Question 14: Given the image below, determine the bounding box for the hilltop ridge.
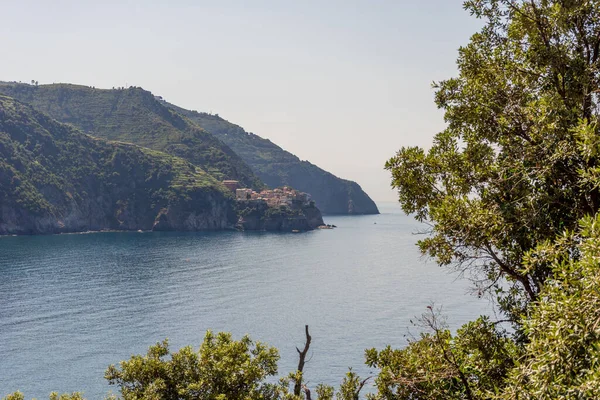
[0,82,263,189]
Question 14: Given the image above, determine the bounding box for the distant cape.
[0,82,379,215]
[167,103,380,215]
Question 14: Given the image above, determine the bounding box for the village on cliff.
[222,180,312,207]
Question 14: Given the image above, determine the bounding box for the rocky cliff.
[236,200,324,232]
[0,95,237,235]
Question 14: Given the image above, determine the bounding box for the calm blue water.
[0,203,491,398]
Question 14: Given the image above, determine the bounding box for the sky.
[0,0,482,202]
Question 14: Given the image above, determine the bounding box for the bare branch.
[357,376,373,396]
[302,384,312,400]
[294,325,312,396]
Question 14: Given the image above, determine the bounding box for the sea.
[0,202,493,398]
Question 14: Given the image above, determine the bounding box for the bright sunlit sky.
[1,0,482,202]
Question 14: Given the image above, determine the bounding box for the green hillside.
[167,105,379,215]
[0,82,263,189]
[0,95,237,235]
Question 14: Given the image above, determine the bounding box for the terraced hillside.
[0,82,262,189]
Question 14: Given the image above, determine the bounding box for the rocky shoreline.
[1,201,327,236]
[235,199,324,232]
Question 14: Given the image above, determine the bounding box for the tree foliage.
[386,0,600,320]
[3,328,372,400]
[500,214,600,399]
[102,329,364,400]
[105,331,290,400]
[364,310,518,400]
[380,1,600,398]
[361,215,600,400]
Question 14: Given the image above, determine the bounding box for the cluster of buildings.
[222,180,311,207]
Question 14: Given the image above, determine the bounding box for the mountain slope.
[167,105,380,215]
[0,82,262,189]
[0,95,237,235]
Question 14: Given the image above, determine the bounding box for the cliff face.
[164,105,380,215]
[0,83,263,189]
[236,200,324,232]
[0,95,237,235]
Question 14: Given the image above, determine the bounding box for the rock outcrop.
[236,200,324,232]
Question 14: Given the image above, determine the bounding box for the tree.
[105,328,362,400]
[4,327,352,400]
[292,325,312,397]
[379,1,600,398]
[105,331,294,400]
[365,214,600,400]
[2,394,24,400]
[500,214,600,399]
[385,0,600,321]
[365,308,518,399]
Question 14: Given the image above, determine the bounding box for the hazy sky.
[1,0,482,202]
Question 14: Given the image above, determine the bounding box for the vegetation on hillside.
[0,83,263,189]
[0,95,236,234]
[167,104,379,215]
[0,80,378,215]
